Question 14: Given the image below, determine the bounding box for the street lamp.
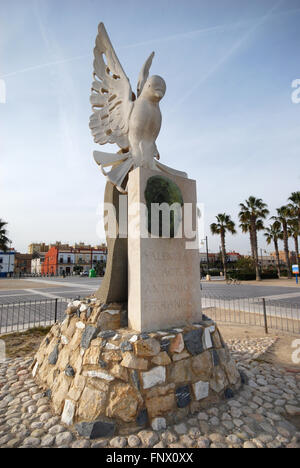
[200,236,209,276]
[260,249,268,269]
[7,240,12,278]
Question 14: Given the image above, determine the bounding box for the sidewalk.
[0,279,60,291]
[202,278,300,288]
[243,279,300,288]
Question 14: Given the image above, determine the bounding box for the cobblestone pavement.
[0,337,299,449]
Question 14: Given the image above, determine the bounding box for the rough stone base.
[31,298,241,437]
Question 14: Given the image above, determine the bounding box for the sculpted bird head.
[141,75,166,102]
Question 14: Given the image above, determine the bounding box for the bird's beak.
[154,89,164,99]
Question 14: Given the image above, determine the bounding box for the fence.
[0,298,69,335]
[1,294,300,336]
[202,294,300,334]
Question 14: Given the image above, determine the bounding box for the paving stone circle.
[0,335,299,448]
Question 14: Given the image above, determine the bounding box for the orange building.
[270,251,298,266]
[41,247,60,276]
[41,245,107,276]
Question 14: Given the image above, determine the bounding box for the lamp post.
[7,240,12,277]
[200,236,209,276]
[260,249,268,270]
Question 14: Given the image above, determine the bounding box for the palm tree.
[287,218,300,268]
[272,206,293,279]
[239,197,269,281]
[0,219,10,252]
[240,219,264,260]
[264,221,282,278]
[210,213,236,279]
[288,191,300,234]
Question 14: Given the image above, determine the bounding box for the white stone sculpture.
[90,23,187,193]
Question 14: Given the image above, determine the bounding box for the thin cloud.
[1,4,299,80]
[120,21,249,50]
[0,55,89,79]
[170,0,286,112]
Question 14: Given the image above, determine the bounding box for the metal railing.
[202,294,300,334]
[0,298,69,335]
[1,294,300,336]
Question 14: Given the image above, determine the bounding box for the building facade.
[14,254,33,275]
[41,247,75,276]
[226,251,242,263]
[31,255,46,275]
[41,245,107,276]
[28,243,49,255]
[270,251,298,266]
[74,247,107,274]
[0,250,15,277]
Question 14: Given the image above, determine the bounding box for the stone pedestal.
[31,298,242,436]
[32,169,242,438]
[95,182,128,304]
[128,167,202,332]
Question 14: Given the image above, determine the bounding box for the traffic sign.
[292,265,299,274]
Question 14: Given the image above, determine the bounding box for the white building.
[0,251,15,277]
[75,249,107,274]
[259,255,277,267]
[31,256,45,275]
[57,252,76,275]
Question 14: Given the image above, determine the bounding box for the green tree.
[272,205,293,279]
[264,221,282,278]
[288,191,300,234]
[0,219,10,252]
[287,218,300,268]
[210,213,236,279]
[235,256,256,274]
[239,197,269,281]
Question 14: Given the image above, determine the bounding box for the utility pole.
[205,236,209,275]
[200,237,210,277]
[7,240,12,277]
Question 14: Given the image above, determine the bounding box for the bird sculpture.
[90,23,187,193]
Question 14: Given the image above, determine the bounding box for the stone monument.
[31,23,241,438]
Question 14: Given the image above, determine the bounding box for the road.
[0,277,102,334]
[0,277,300,334]
[0,277,101,304]
[1,277,300,305]
[201,281,300,333]
[201,281,300,305]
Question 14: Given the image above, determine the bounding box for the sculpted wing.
[89,23,133,149]
[137,52,154,97]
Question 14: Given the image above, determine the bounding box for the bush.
[279,270,289,277]
[230,268,290,280]
[207,269,221,276]
[235,272,256,281]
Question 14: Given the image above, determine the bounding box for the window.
[0,258,3,264]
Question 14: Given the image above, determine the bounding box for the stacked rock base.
[31,299,242,438]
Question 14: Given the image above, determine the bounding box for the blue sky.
[0,0,300,255]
